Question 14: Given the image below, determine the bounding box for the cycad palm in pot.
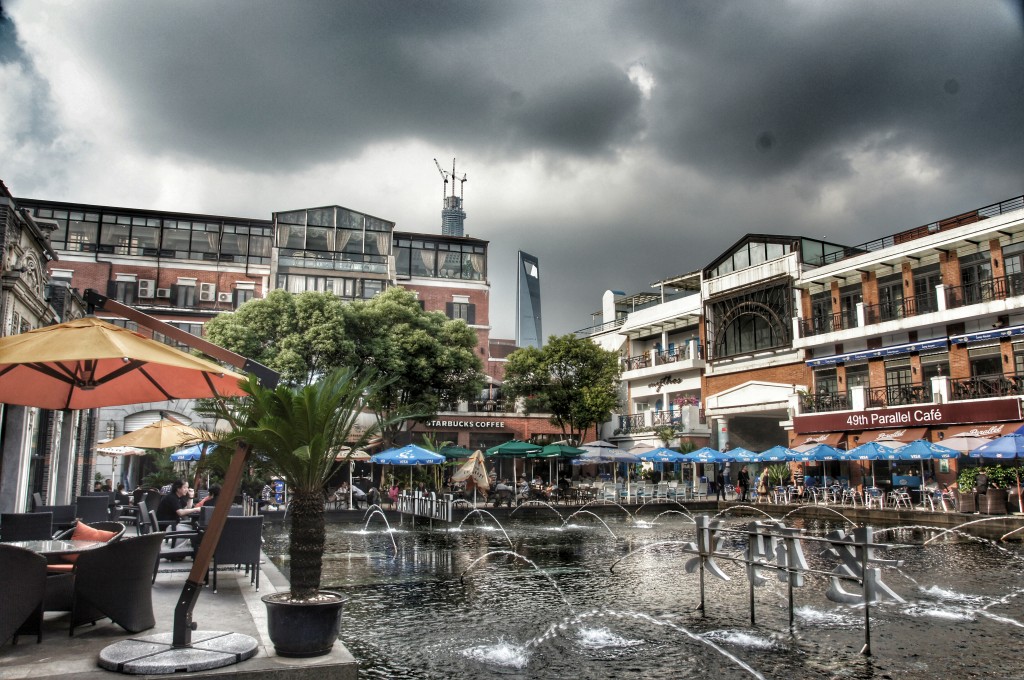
[214,367,397,657]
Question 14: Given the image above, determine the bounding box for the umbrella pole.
[174,441,250,647]
[349,461,353,510]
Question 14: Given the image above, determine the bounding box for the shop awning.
[950,324,1024,345]
[806,339,948,367]
[790,432,846,451]
[933,422,1023,440]
[855,427,928,446]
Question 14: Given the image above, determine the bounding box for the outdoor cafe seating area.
[1,491,264,649]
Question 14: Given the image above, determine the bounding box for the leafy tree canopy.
[205,289,351,385]
[338,287,483,445]
[502,334,621,443]
[206,287,484,445]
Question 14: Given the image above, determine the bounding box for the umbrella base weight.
[98,631,258,674]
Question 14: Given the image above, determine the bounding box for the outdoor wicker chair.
[149,510,200,582]
[0,544,47,645]
[209,515,264,593]
[33,505,76,532]
[52,533,165,635]
[75,495,111,523]
[1,512,53,542]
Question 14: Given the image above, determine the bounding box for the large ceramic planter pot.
[979,489,1009,515]
[262,591,346,658]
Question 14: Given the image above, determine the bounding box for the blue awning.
[807,338,948,367]
[950,324,1024,345]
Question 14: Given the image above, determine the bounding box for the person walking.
[737,466,750,502]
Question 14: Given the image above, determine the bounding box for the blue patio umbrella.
[759,445,797,462]
[371,444,446,490]
[371,444,446,465]
[170,443,209,462]
[805,443,846,461]
[895,440,959,460]
[970,433,1024,512]
[844,441,895,488]
[969,433,1024,459]
[635,447,687,463]
[724,447,761,463]
[682,446,731,463]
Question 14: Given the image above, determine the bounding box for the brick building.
[583,193,1024,492]
[4,189,556,501]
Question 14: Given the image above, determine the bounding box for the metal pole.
[699,557,706,617]
[861,529,871,656]
[173,440,250,647]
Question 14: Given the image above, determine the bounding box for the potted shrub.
[213,367,397,657]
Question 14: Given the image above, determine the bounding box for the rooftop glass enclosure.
[274,206,394,275]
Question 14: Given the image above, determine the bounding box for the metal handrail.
[866,383,933,408]
[817,195,1023,266]
[949,374,1024,401]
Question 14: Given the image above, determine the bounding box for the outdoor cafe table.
[7,539,106,557]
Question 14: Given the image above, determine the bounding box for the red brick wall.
[939,250,961,287]
[990,238,1005,281]
[705,361,810,395]
[402,282,491,363]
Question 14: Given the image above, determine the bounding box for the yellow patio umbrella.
[99,418,215,450]
[0,316,247,409]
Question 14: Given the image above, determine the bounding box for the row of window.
[108,280,254,309]
[28,207,273,264]
[394,243,486,281]
[275,274,385,300]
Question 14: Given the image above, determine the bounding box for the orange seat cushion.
[46,563,74,573]
[63,521,117,562]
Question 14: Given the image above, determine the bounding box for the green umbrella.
[529,443,586,488]
[439,444,475,459]
[485,440,542,496]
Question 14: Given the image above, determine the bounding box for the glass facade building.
[516,250,542,348]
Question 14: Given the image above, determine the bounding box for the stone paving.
[0,553,358,680]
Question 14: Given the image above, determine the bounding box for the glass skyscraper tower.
[516,250,542,348]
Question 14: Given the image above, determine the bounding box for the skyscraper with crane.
[434,157,467,237]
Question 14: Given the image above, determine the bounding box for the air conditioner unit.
[217,292,233,303]
[199,283,217,302]
[155,288,171,298]
[137,279,156,298]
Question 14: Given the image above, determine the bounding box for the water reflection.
[263,514,1024,679]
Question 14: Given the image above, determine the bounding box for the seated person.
[114,483,131,505]
[351,483,368,507]
[517,476,529,498]
[196,484,220,508]
[532,474,544,486]
[156,479,201,528]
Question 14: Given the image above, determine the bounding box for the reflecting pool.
[263,508,1024,679]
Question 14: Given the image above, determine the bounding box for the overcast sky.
[2,1,1022,339]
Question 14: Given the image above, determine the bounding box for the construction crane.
[434,157,468,200]
[433,158,450,203]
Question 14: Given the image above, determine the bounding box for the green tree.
[503,334,621,443]
[206,287,484,446]
[338,287,484,446]
[205,289,351,385]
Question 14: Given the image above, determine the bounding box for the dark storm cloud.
[506,66,644,155]
[57,0,643,170]
[620,0,1024,183]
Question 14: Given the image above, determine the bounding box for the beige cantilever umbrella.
[99,418,215,450]
[451,449,490,505]
[0,316,247,409]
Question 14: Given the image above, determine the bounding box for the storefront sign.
[648,376,683,392]
[794,400,1022,434]
[424,420,507,429]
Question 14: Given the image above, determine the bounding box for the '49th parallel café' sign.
[794,400,1022,434]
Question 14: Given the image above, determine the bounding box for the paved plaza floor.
[0,553,358,680]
